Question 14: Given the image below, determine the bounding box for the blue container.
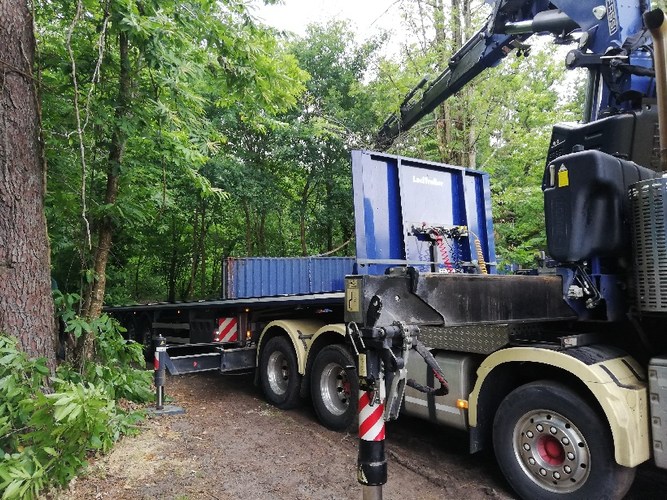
[224,257,355,299]
[351,150,496,275]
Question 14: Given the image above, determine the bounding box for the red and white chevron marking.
[213,317,238,342]
[358,390,385,441]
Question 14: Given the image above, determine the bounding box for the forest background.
[40,0,586,309]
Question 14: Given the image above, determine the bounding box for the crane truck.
[350,0,667,499]
[108,0,667,497]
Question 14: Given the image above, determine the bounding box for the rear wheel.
[493,380,635,500]
[310,345,358,431]
[259,336,301,409]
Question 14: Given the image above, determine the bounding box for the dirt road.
[58,372,667,500]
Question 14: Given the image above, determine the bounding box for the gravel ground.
[54,371,667,500]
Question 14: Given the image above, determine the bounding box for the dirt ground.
[55,372,667,500]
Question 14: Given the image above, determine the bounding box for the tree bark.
[199,199,207,296]
[299,175,313,256]
[242,200,252,255]
[0,0,57,367]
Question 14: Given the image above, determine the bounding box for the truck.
[107,0,667,497]
[349,0,667,498]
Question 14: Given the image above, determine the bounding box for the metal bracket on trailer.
[164,344,257,375]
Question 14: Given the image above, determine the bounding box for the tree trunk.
[435,0,475,166]
[299,176,312,256]
[242,200,252,255]
[183,203,199,300]
[325,180,333,252]
[199,199,207,296]
[0,0,57,368]
[433,0,451,163]
[258,212,266,255]
[82,30,130,317]
[77,30,131,366]
[167,215,178,302]
[133,253,142,299]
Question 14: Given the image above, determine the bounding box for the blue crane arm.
[376,0,654,150]
[375,28,524,150]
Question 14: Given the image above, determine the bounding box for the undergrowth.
[0,293,153,499]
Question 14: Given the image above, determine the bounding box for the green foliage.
[38,0,308,301]
[0,296,151,498]
[60,19,379,303]
[53,292,153,402]
[478,52,585,267]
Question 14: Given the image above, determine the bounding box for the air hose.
[407,339,449,396]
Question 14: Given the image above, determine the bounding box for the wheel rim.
[267,351,289,396]
[319,361,351,416]
[513,409,591,493]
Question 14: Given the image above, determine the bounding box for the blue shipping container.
[224,257,355,299]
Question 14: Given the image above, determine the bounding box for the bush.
[0,295,153,499]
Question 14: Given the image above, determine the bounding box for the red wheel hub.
[537,435,565,465]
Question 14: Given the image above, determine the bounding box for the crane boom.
[375,0,653,150]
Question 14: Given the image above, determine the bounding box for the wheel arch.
[256,319,327,376]
[301,323,347,398]
[468,346,650,468]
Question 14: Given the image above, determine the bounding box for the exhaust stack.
[645,8,667,172]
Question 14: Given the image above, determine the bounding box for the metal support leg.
[154,335,167,410]
[357,388,387,499]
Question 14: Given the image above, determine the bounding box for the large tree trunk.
[0,0,57,367]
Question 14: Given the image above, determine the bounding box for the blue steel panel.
[462,173,497,274]
[352,150,404,275]
[225,257,355,299]
[352,150,495,275]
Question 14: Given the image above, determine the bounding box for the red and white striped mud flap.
[358,390,385,441]
[214,317,238,343]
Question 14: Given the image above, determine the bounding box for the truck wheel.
[259,336,301,409]
[493,380,635,500]
[310,345,358,431]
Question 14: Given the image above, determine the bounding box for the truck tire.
[492,380,635,500]
[259,336,301,409]
[310,345,358,431]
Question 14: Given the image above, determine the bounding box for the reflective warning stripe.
[358,391,385,441]
[214,317,238,342]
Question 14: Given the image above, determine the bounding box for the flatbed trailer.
[110,291,345,374]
